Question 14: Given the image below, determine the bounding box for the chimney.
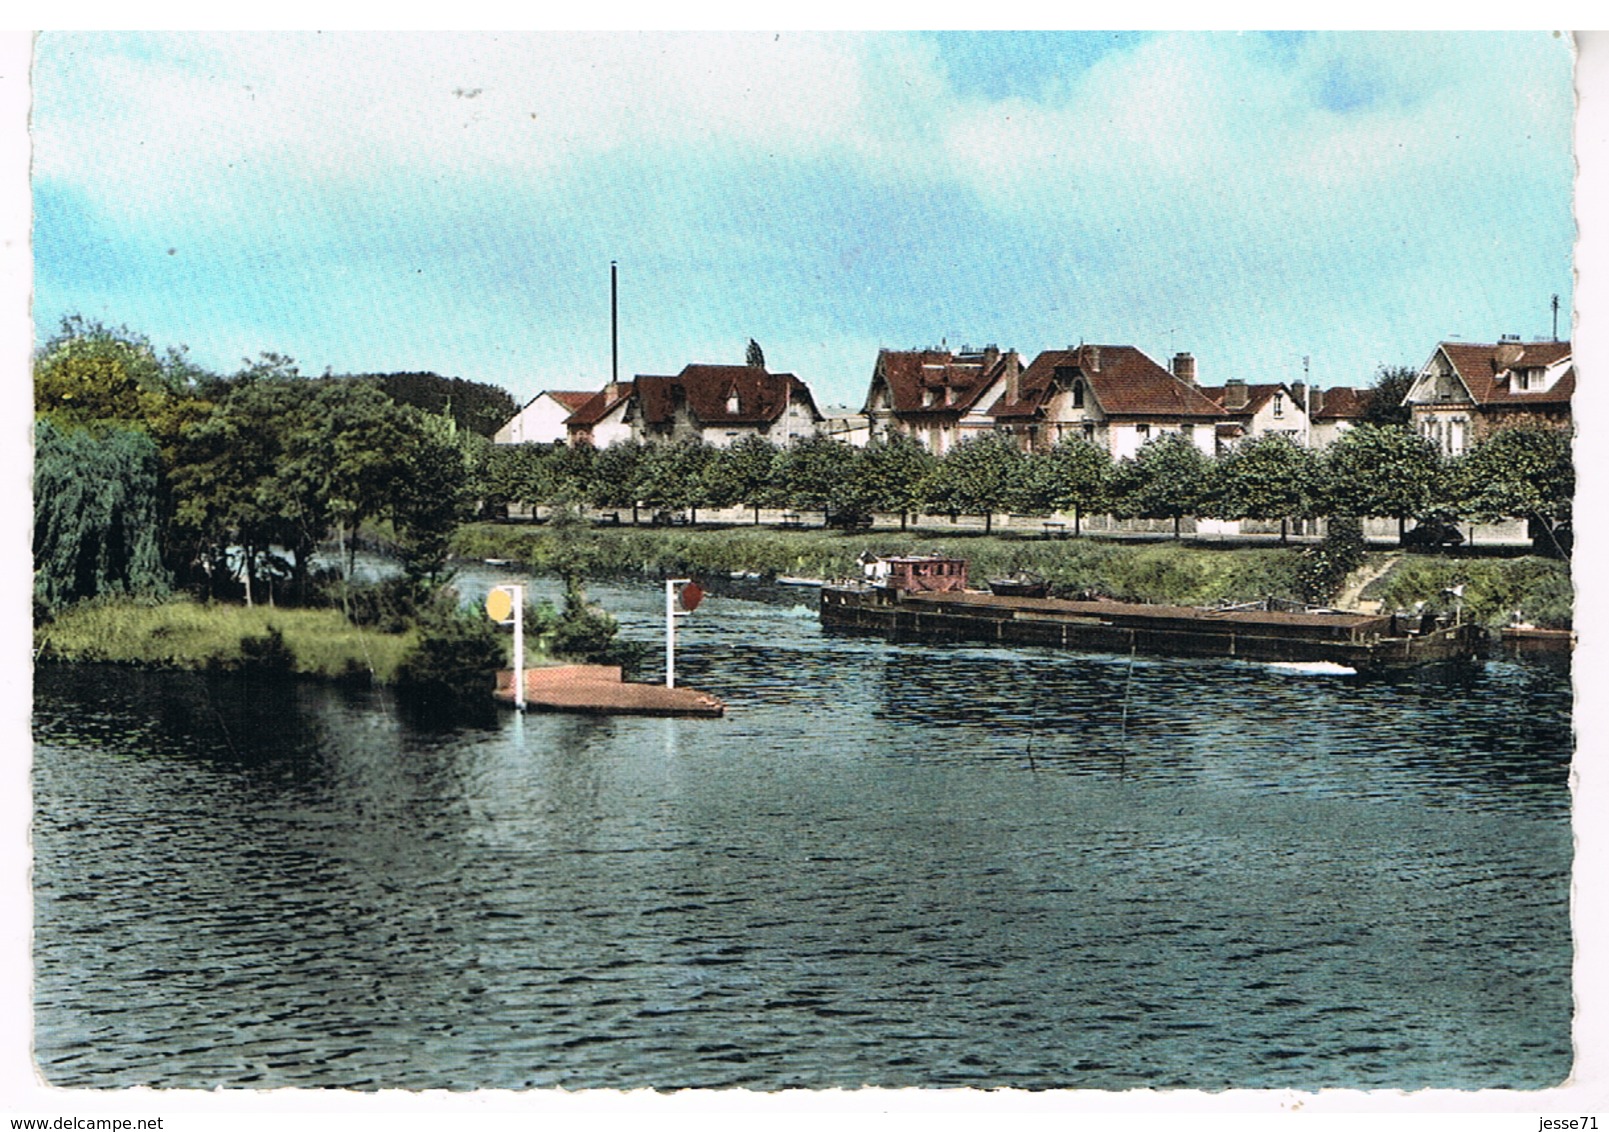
[1084,344,1101,372]
[1171,352,1196,384]
[1006,354,1020,404]
[1224,379,1249,410]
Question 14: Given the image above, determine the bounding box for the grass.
[35,597,418,682]
[1367,553,1573,628]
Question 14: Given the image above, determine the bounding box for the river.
[31,569,1575,1091]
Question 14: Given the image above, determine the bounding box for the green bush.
[1296,517,1367,604]
[393,599,506,715]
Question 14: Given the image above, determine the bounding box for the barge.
[822,556,1484,672]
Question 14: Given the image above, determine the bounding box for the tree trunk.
[1280,518,1289,544]
[242,545,254,608]
[1074,505,1082,537]
[984,512,993,534]
[900,511,908,531]
[1173,515,1182,540]
[753,504,761,525]
[1398,515,1407,546]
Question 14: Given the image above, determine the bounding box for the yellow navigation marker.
[485,586,513,623]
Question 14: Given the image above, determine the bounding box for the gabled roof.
[1436,341,1574,406]
[566,382,635,427]
[994,345,1224,420]
[1196,383,1294,418]
[635,365,821,428]
[545,390,596,414]
[1311,386,1372,421]
[866,347,1014,417]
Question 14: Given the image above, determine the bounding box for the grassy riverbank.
[34,599,419,682]
[454,521,1573,628]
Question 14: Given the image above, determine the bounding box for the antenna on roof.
[1552,293,1560,342]
[611,260,619,386]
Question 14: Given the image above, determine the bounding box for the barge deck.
[820,585,1484,671]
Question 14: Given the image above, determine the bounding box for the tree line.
[33,317,1572,619]
[482,422,1572,549]
[32,318,505,612]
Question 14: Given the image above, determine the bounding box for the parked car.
[1403,516,1465,549]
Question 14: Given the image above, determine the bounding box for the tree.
[922,433,1023,533]
[33,419,169,612]
[1022,437,1111,536]
[1215,433,1321,543]
[34,317,182,431]
[773,435,858,519]
[1451,424,1574,555]
[389,408,478,581]
[854,432,935,530]
[1363,365,1417,426]
[589,439,649,523]
[746,339,766,369]
[1109,433,1216,539]
[701,435,779,523]
[636,440,717,522]
[1322,423,1442,544]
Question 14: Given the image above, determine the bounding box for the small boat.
[987,576,1050,598]
[483,558,517,567]
[777,576,827,587]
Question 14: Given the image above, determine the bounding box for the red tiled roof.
[866,347,1015,417]
[994,345,1224,420]
[1439,341,1574,406]
[547,390,596,413]
[1311,386,1372,421]
[566,382,635,427]
[1196,383,1290,416]
[635,365,820,428]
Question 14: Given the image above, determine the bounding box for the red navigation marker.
[679,582,704,612]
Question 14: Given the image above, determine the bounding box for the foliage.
[389,409,478,580]
[1216,433,1321,538]
[1014,438,1111,532]
[360,371,519,439]
[1109,433,1216,537]
[1295,517,1368,603]
[34,419,170,611]
[589,438,649,514]
[33,316,182,429]
[700,435,779,520]
[922,433,1023,531]
[1362,364,1417,426]
[1371,555,1572,629]
[1321,424,1442,533]
[854,432,935,529]
[773,435,860,515]
[746,339,765,369]
[1450,425,1573,529]
[394,596,506,716]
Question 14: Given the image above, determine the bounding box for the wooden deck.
[495,665,726,717]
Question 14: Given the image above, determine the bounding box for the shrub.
[393,598,506,716]
[1296,517,1367,604]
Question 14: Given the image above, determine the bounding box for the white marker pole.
[511,584,525,712]
[666,579,678,688]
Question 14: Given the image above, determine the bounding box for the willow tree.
[33,419,169,611]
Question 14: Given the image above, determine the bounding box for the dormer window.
[727,390,741,414]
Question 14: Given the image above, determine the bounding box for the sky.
[30,31,1578,411]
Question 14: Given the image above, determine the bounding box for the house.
[1302,385,1373,449]
[821,406,872,447]
[1197,380,1308,453]
[986,345,1224,459]
[564,381,636,448]
[1403,339,1574,456]
[568,364,824,449]
[494,390,596,445]
[861,345,1023,455]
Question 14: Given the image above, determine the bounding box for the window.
[1135,423,1150,439]
[1082,422,1096,441]
[1273,393,1284,418]
[1072,382,1084,409]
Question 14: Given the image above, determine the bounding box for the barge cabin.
[823,557,1483,672]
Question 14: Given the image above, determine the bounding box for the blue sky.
[30,31,1577,410]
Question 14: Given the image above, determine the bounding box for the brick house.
[985,345,1224,459]
[1403,339,1573,456]
[567,364,824,449]
[861,345,1023,455]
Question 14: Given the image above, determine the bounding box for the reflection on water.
[32,577,1573,1090]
